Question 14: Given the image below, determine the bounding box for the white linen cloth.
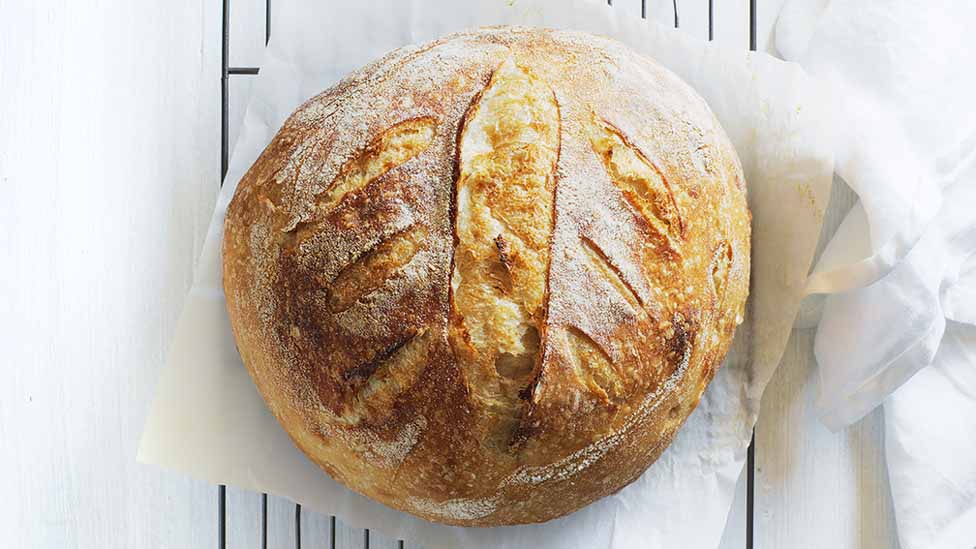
[776,1,976,547]
[138,0,836,547]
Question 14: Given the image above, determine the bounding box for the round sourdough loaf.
[222,26,750,526]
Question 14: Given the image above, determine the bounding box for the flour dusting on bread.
[222,27,750,526]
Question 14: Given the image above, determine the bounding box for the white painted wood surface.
[0,0,901,547]
[299,505,333,548]
[756,330,901,549]
[0,1,221,547]
[226,487,263,548]
[754,177,901,549]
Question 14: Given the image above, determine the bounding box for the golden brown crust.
[222,27,750,526]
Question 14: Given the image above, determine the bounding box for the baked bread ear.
[222,26,750,526]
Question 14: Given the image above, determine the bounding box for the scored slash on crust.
[697,239,734,382]
[298,118,439,424]
[564,326,621,403]
[283,116,437,250]
[709,240,733,308]
[335,327,433,426]
[448,55,560,451]
[325,223,428,312]
[578,234,660,322]
[317,117,437,213]
[587,114,685,255]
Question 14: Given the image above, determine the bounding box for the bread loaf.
[222,26,750,526]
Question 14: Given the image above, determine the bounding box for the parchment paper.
[138,1,833,547]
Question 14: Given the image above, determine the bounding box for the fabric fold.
[776,1,976,547]
[777,0,976,429]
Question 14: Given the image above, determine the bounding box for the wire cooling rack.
[216,1,759,547]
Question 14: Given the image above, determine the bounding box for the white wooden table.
[0,0,899,547]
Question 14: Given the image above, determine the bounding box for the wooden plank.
[299,506,334,549]
[229,0,268,67]
[645,0,679,28]
[226,487,264,548]
[755,329,901,549]
[267,494,299,548]
[753,0,789,53]
[754,174,893,547]
[609,0,645,20]
[676,0,710,40]
[0,0,220,547]
[368,527,401,549]
[228,75,257,158]
[334,518,366,549]
[754,153,900,548]
[717,467,748,549]
[712,0,750,49]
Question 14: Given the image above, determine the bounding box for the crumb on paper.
[795,181,823,221]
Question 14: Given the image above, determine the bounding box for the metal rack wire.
[216,1,759,547]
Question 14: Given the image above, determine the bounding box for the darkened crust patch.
[326,224,428,313]
[343,327,422,383]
